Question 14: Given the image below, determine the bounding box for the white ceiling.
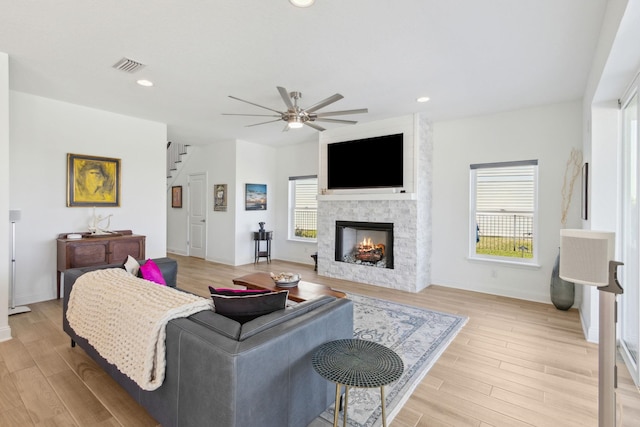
[0,0,608,147]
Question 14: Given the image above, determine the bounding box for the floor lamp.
[9,209,30,315]
[560,229,622,427]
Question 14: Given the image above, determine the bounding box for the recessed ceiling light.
[289,0,315,7]
[416,96,430,103]
[136,79,154,87]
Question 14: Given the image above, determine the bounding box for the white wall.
[432,101,583,303]
[0,52,10,341]
[166,140,238,264]
[580,0,637,342]
[274,140,319,265]
[234,140,277,266]
[9,92,167,304]
[167,139,282,266]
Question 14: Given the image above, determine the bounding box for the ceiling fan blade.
[305,93,344,113]
[228,95,283,114]
[245,119,284,127]
[222,113,281,117]
[315,118,358,125]
[277,87,294,110]
[315,108,368,117]
[304,121,326,132]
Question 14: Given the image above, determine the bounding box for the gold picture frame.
[172,186,183,208]
[67,153,121,207]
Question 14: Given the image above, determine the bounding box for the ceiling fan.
[223,86,368,132]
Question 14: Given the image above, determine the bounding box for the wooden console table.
[56,230,145,299]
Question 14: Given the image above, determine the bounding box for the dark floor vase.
[550,250,575,310]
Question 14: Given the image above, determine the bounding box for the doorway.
[188,173,207,258]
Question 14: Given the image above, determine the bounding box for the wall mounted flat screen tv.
[327,133,403,190]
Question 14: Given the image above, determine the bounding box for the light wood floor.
[1,255,639,426]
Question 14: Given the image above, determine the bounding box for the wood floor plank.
[47,370,115,426]
[3,254,639,427]
[10,365,68,424]
[0,360,23,412]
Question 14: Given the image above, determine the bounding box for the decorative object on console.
[224,86,367,131]
[214,183,227,211]
[8,209,31,316]
[259,221,265,231]
[560,229,622,427]
[171,185,182,208]
[245,183,267,210]
[67,153,120,207]
[88,206,114,235]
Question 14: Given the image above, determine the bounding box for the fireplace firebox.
[335,221,394,269]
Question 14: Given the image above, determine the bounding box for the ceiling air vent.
[112,57,146,73]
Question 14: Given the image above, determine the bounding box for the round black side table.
[312,338,404,427]
[252,230,272,263]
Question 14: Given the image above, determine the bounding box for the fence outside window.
[476,212,533,258]
[294,209,317,239]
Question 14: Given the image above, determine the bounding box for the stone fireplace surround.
[316,113,432,293]
[317,199,427,292]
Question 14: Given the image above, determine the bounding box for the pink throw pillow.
[139,259,166,285]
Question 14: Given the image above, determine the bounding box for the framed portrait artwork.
[245,183,267,210]
[171,186,183,208]
[214,184,227,211]
[67,153,121,207]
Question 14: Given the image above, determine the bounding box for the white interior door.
[620,85,640,387]
[188,173,207,258]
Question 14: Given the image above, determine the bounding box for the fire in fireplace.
[335,221,393,269]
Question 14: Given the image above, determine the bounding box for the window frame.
[288,175,318,242]
[469,160,539,265]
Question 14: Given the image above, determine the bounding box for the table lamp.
[559,229,623,427]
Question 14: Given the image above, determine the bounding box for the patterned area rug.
[318,293,468,427]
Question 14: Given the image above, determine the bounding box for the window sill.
[287,237,317,244]
[467,256,541,269]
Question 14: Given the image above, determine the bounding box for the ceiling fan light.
[289,0,315,7]
[288,120,304,129]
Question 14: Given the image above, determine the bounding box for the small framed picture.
[581,163,589,220]
[245,183,267,210]
[214,184,227,211]
[172,186,183,208]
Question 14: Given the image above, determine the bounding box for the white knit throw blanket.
[66,268,212,391]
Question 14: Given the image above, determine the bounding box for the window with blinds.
[289,176,318,240]
[470,160,538,262]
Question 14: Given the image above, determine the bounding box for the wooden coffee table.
[232,272,346,303]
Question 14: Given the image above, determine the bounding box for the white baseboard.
[0,325,12,342]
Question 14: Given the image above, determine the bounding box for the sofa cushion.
[239,296,335,341]
[139,259,166,285]
[122,255,140,276]
[210,290,288,324]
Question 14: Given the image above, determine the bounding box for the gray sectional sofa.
[62,257,354,427]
